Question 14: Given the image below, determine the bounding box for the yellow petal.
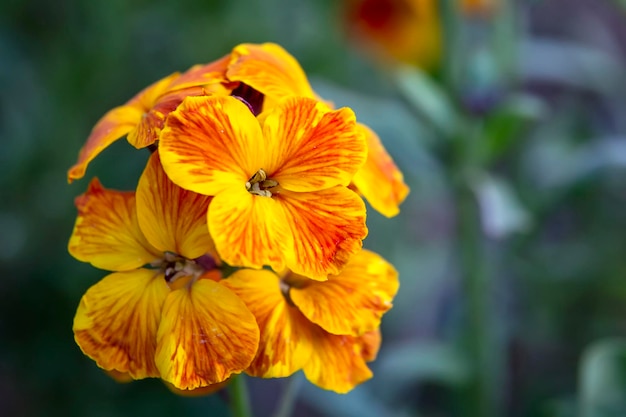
[289,249,398,335]
[68,178,160,271]
[73,269,170,379]
[159,96,265,196]
[155,279,259,390]
[358,329,381,363]
[224,269,313,378]
[352,124,409,217]
[263,97,367,192]
[164,379,230,397]
[227,43,317,107]
[67,72,179,182]
[208,188,287,271]
[276,187,368,280]
[136,153,215,259]
[302,327,373,393]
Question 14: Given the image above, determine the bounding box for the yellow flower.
[223,249,399,393]
[227,43,410,217]
[159,95,368,280]
[68,42,409,218]
[69,153,259,389]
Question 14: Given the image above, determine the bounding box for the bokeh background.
[3,0,626,416]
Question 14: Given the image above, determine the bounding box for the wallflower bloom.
[344,0,499,68]
[69,153,259,390]
[159,95,368,280]
[223,249,399,393]
[227,43,410,217]
[67,42,408,218]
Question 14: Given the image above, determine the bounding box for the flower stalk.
[229,375,253,417]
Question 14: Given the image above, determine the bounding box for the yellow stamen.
[246,168,279,197]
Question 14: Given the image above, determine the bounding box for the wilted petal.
[302,327,373,393]
[136,153,214,260]
[290,249,398,335]
[264,97,367,192]
[224,269,313,377]
[208,188,287,271]
[276,187,367,280]
[227,43,317,106]
[68,178,160,271]
[159,96,265,196]
[73,269,169,379]
[67,73,179,182]
[352,124,409,217]
[155,279,259,390]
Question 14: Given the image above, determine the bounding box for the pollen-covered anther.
[159,252,205,284]
[245,168,279,197]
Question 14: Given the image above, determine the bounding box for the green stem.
[229,375,253,417]
[272,374,302,417]
[457,181,495,417]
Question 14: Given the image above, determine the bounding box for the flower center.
[246,168,279,197]
[154,252,206,288]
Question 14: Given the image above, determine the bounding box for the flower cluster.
[68,43,408,394]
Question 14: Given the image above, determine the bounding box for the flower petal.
[208,188,287,271]
[155,279,259,389]
[67,72,179,182]
[264,98,367,192]
[223,269,313,378]
[73,269,170,379]
[159,96,265,196]
[227,43,317,106]
[358,329,381,362]
[302,328,373,393]
[169,54,232,91]
[136,153,215,260]
[68,178,160,271]
[276,187,368,280]
[352,124,409,217]
[289,249,398,335]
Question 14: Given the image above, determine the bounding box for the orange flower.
[227,43,409,217]
[68,42,409,218]
[159,95,368,280]
[69,153,259,389]
[67,56,232,183]
[343,0,498,67]
[223,249,399,393]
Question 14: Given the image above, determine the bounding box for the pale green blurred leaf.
[579,339,626,417]
[392,65,459,138]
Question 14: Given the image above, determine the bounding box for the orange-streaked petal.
[159,96,264,196]
[155,279,259,390]
[169,54,232,91]
[73,269,170,379]
[227,43,316,105]
[359,329,381,362]
[276,187,368,280]
[67,72,180,182]
[105,370,134,383]
[68,178,160,271]
[164,379,230,397]
[352,124,409,217]
[224,269,313,378]
[264,97,367,192]
[289,249,398,335]
[302,328,373,393]
[136,153,215,259]
[67,106,143,182]
[208,188,287,271]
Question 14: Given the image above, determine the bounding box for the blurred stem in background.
[437,0,518,416]
[229,375,253,417]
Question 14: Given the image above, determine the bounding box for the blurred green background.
[3,0,626,416]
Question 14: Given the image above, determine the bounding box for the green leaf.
[579,339,626,417]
